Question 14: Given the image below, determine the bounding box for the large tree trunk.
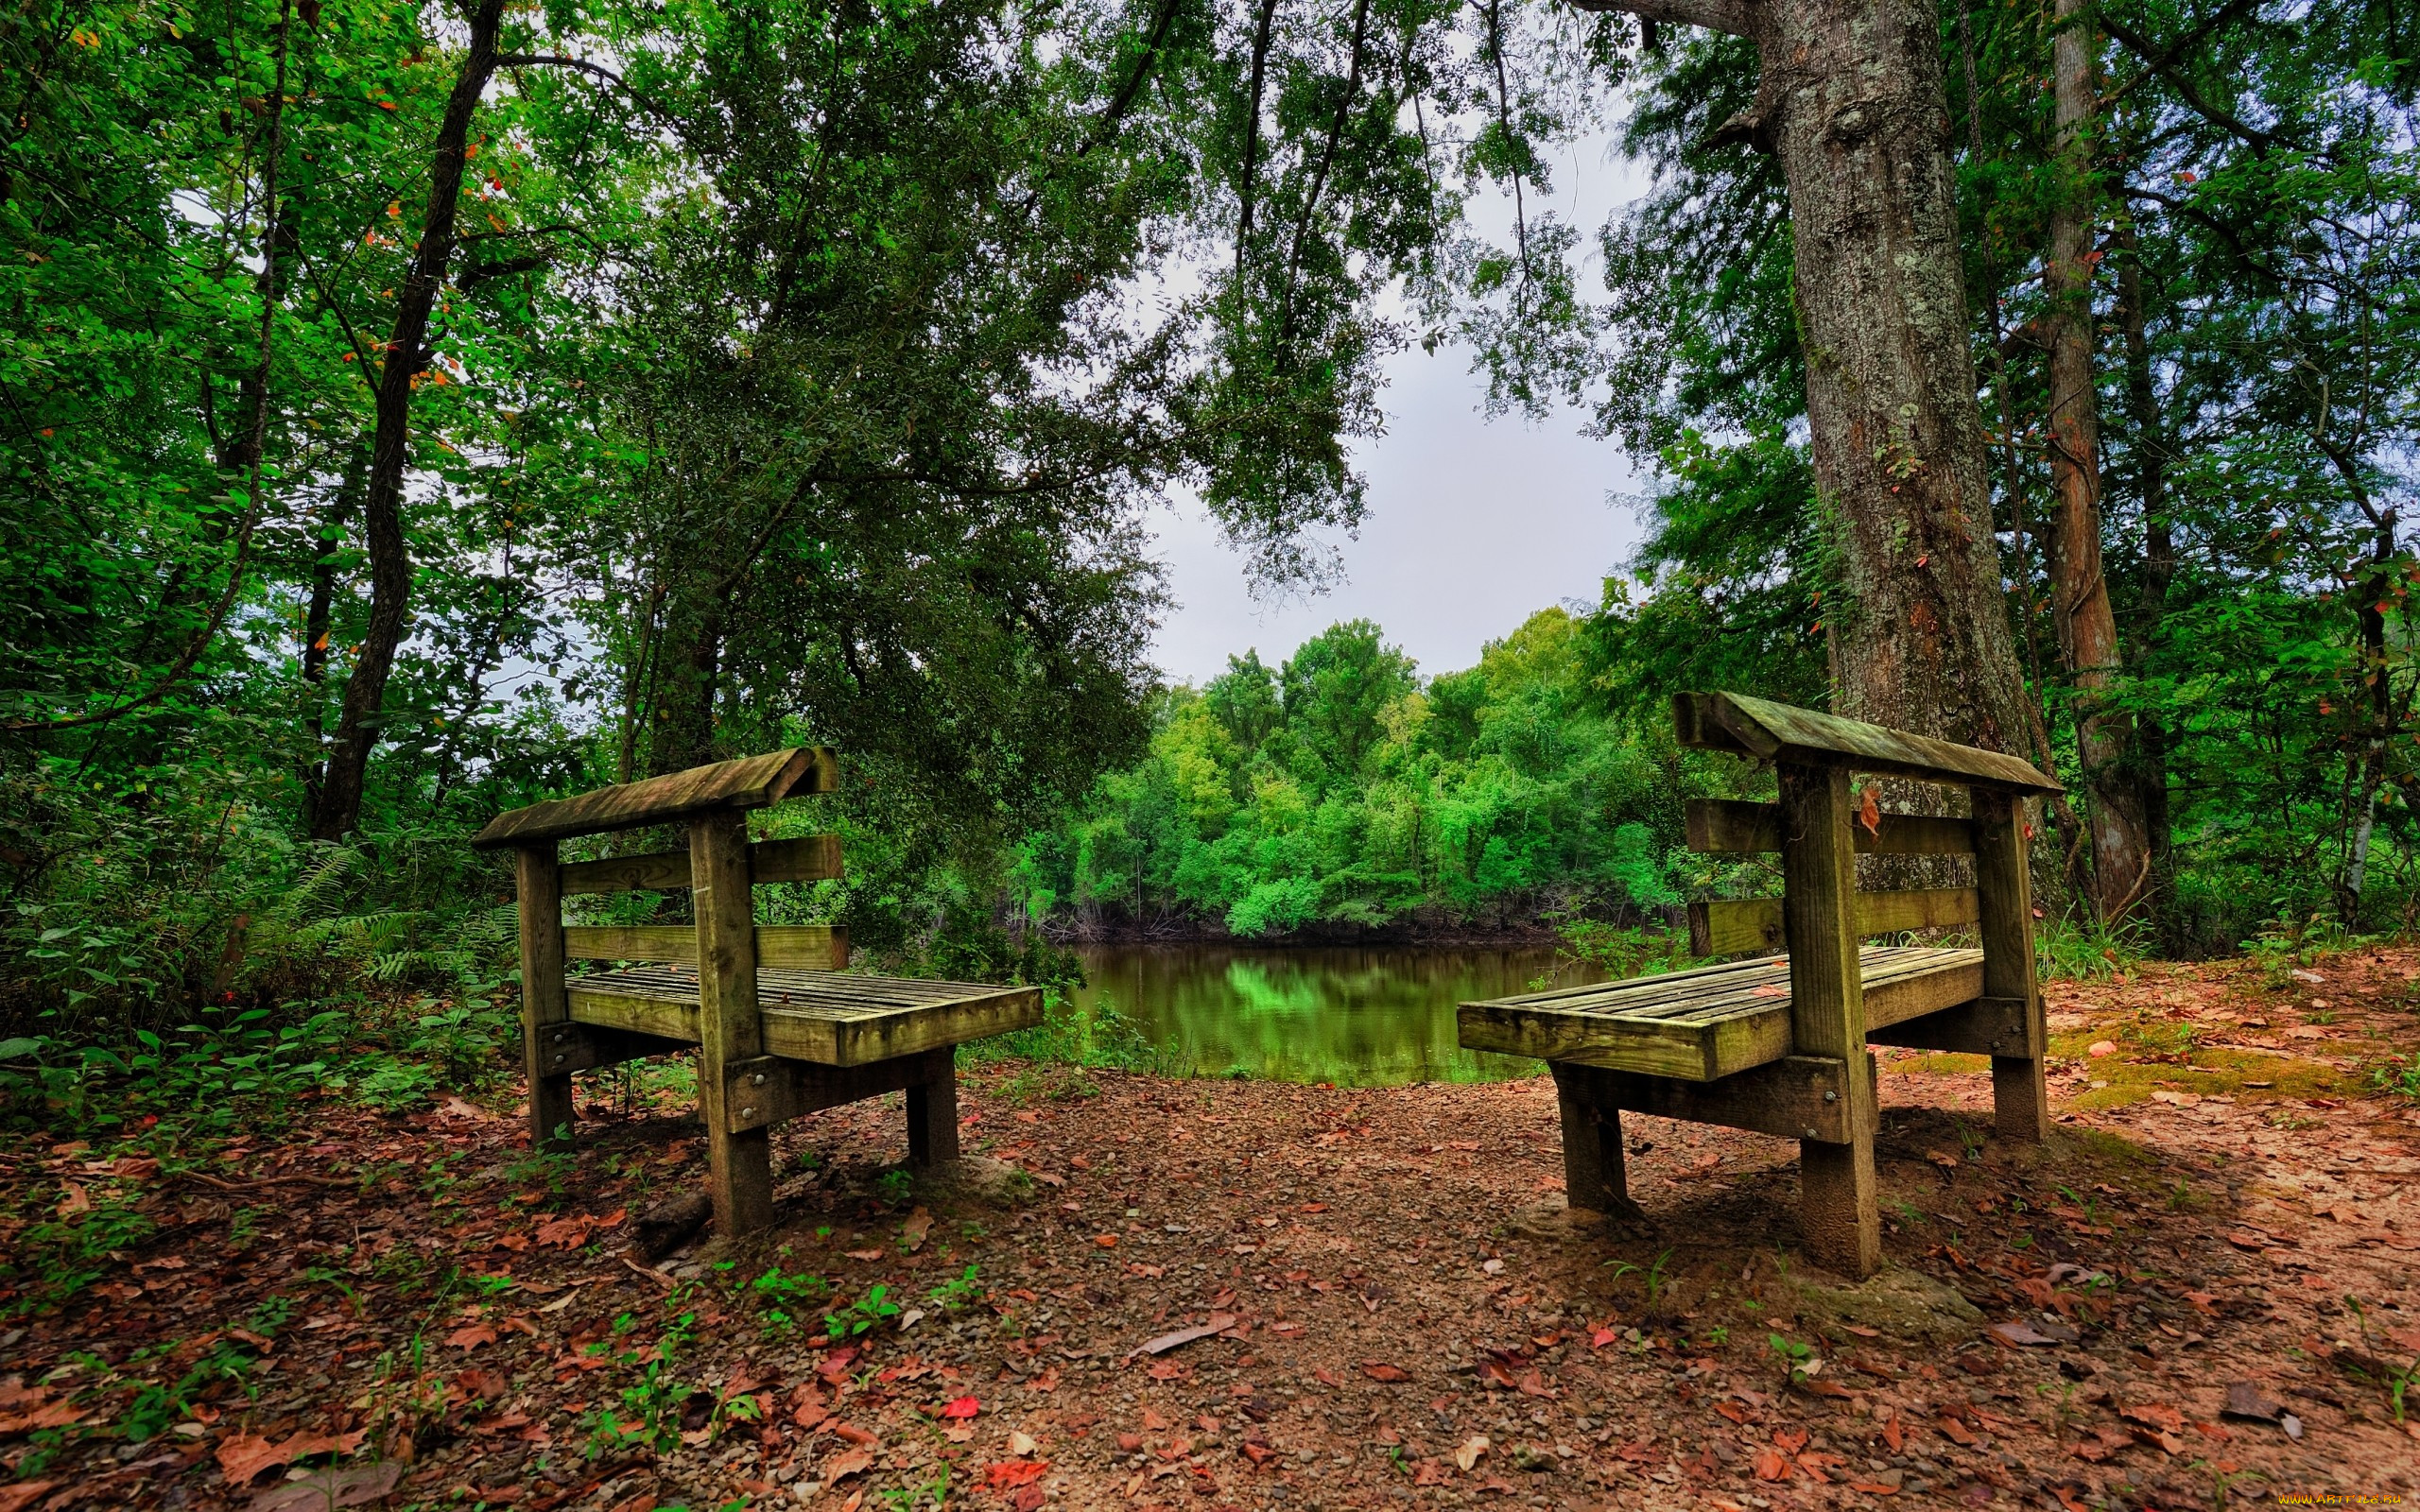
[311,0,507,839]
[2041,0,2152,921]
[1589,0,2033,757]
[1768,0,2029,752]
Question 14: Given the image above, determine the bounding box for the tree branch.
[2099,0,2259,110]
[1564,0,1759,42]
[2098,10,2277,150]
[496,53,693,143]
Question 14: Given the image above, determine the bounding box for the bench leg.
[907,1057,960,1167]
[515,844,576,1153]
[1800,1053,1880,1276]
[1992,1053,2049,1143]
[1551,1063,1644,1220]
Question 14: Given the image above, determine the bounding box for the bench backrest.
[1670,691,2060,1064]
[476,750,851,972]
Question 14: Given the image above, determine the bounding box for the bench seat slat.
[565,968,1044,1067]
[1458,945,1981,1081]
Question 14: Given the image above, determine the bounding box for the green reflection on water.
[1068,944,1608,1087]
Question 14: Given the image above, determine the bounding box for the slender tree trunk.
[311,0,507,839]
[648,582,730,778]
[299,439,368,832]
[2041,0,2152,921]
[2116,225,2174,914]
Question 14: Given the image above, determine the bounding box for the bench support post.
[515,843,576,1152]
[1973,790,2049,1143]
[1779,763,1880,1277]
[693,812,775,1235]
[1551,1063,1644,1220]
[907,1058,960,1167]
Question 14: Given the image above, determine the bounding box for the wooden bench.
[472,748,1044,1237]
[1458,692,2062,1278]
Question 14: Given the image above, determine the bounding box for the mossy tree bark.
[1577,0,2034,763]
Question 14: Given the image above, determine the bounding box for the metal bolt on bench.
[1457,692,2063,1278]
[472,748,1043,1238]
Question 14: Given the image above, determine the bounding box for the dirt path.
[3,950,2417,1511]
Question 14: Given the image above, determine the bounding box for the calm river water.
[1067,944,1611,1086]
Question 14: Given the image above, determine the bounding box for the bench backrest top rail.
[473,747,840,850]
[1673,692,2062,795]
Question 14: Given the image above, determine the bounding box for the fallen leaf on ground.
[1991,1318,2079,1347]
[984,1460,1050,1489]
[822,1449,874,1482]
[446,1324,497,1350]
[1132,1312,1238,1357]
[901,1209,933,1251]
[1359,1362,1409,1382]
[1752,1447,1792,1482]
[246,1462,401,1512]
[1453,1435,1488,1471]
[941,1395,979,1419]
[1007,1430,1038,1455]
[0,1485,56,1512]
[2221,1383,2282,1423]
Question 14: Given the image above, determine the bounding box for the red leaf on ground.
[1752,1447,1792,1482]
[1359,1362,1409,1382]
[0,1484,56,1512]
[1848,1481,1901,1496]
[941,1395,980,1419]
[447,1324,497,1350]
[984,1460,1050,1488]
[1935,1417,1978,1447]
[1772,1426,1808,1453]
[1590,1326,1618,1349]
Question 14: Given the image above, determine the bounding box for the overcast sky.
[1144,137,1656,688]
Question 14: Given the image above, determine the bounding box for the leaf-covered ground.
[3,948,2417,1512]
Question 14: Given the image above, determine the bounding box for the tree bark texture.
[1766,0,2031,754]
[2116,227,2175,912]
[2041,0,2152,920]
[1586,0,2033,759]
[312,0,506,839]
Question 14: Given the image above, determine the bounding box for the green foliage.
[1022,610,1730,937]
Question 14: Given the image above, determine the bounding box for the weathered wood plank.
[692,813,773,1236]
[720,1047,955,1133]
[1867,996,2032,1057]
[1456,946,1980,1081]
[472,747,839,850]
[1689,887,1980,954]
[1974,790,2049,1142]
[555,833,846,896]
[1580,1054,1866,1143]
[560,850,693,895]
[1685,798,1975,856]
[562,924,847,970]
[1673,692,2062,795]
[564,967,1044,1067]
[752,834,845,885]
[528,1021,689,1077]
[1778,761,1880,1276]
[1459,996,1790,1080]
[564,985,700,1042]
[516,845,575,1152]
